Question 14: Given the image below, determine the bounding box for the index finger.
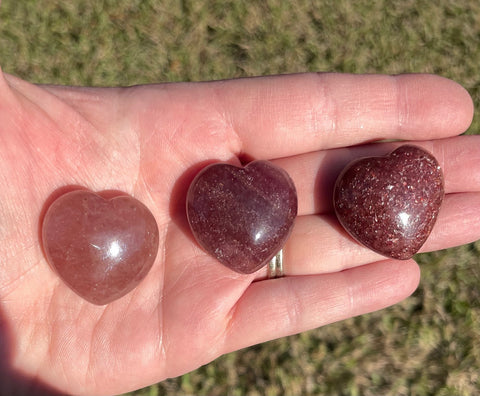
[215,73,473,158]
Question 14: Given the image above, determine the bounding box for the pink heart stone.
[187,160,297,274]
[334,145,444,260]
[42,190,159,305]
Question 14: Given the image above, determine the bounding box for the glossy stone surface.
[187,160,297,274]
[42,190,159,305]
[334,145,444,260]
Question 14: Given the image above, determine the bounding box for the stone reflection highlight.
[106,240,122,260]
[42,190,159,305]
[187,160,297,274]
[333,145,444,260]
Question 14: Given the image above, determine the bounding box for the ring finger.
[256,191,480,278]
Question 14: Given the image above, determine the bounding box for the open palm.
[0,71,479,395]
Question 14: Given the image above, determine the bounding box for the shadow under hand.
[0,308,67,396]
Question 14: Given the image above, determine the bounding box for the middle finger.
[272,135,480,216]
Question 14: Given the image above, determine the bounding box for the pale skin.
[0,71,479,395]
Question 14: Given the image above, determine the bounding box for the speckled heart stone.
[187,160,298,274]
[333,145,444,259]
[42,190,159,305]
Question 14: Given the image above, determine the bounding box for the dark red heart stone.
[333,145,444,260]
[42,190,159,305]
[187,160,297,274]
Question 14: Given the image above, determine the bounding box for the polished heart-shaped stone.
[42,190,159,305]
[334,145,444,260]
[187,160,297,274]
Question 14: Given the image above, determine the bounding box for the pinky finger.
[225,260,420,351]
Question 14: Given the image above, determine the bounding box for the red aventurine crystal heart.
[334,145,444,260]
[42,190,159,305]
[187,160,298,274]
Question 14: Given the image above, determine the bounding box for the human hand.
[0,71,478,395]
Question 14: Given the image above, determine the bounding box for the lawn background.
[1,1,479,395]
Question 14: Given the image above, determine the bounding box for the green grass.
[1,1,480,395]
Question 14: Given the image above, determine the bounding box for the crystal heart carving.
[334,145,444,260]
[42,190,159,305]
[187,160,298,274]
